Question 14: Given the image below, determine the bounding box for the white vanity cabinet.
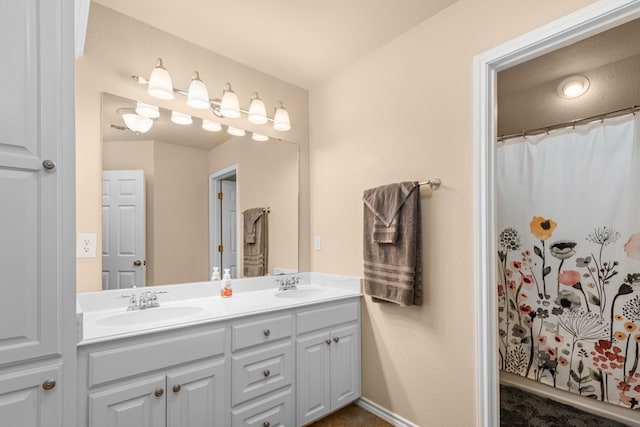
[0,0,76,425]
[230,313,295,427]
[77,326,228,427]
[296,302,361,426]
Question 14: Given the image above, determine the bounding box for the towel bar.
[418,178,441,191]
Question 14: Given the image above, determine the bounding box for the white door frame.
[473,1,640,425]
[209,164,239,277]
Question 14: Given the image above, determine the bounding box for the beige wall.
[76,4,309,292]
[308,0,597,425]
[209,137,299,275]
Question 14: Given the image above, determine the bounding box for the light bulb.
[135,102,159,119]
[202,119,222,132]
[122,112,153,134]
[248,93,268,125]
[171,111,192,125]
[220,83,241,118]
[273,102,291,131]
[147,58,174,100]
[187,71,210,109]
[252,132,269,142]
[227,126,245,136]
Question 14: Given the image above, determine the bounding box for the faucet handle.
[127,294,137,311]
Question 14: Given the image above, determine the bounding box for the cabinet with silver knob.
[295,302,361,426]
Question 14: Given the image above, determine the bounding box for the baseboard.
[355,397,419,427]
[500,371,640,426]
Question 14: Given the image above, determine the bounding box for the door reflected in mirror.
[99,93,299,290]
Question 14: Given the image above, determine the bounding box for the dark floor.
[309,388,634,426]
[500,385,632,427]
[309,404,392,427]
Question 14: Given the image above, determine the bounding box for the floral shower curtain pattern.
[497,114,640,410]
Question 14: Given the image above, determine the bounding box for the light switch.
[314,236,321,251]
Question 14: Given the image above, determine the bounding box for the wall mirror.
[99,92,299,290]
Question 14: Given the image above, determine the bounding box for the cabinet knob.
[325,339,331,345]
[42,379,56,391]
[42,160,56,170]
[263,369,271,377]
[263,422,270,427]
[172,384,181,393]
[333,337,340,343]
[263,329,271,337]
[154,388,164,397]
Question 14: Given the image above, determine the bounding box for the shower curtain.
[496,114,640,410]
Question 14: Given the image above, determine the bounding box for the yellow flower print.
[624,322,637,332]
[530,217,558,240]
[614,331,627,341]
[615,314,624,322]
[636,334,640,343]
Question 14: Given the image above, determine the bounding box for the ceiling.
[92,0,459,90]
[498,17,640,137]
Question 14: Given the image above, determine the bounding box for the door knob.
[42,160,56,170]
[133,260,142,266]
[42,379,56,391]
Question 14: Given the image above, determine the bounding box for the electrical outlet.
[314,236,321,251]
[77,233,97,258]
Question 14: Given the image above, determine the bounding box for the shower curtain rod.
[497,104,640,142]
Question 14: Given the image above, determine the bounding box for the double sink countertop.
[77,273,362,345]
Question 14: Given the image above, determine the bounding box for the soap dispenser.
[221,268,232,298]
[211,266,220,281]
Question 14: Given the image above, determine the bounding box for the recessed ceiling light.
[557,75,590,99]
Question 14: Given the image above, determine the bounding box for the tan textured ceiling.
[92,0,459,89]
[498,18,640,137]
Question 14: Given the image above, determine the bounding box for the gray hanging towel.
[243,208,268,277]
[362,182,422,306]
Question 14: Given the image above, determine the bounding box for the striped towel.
[362,182,422,306]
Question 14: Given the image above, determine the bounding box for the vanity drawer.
[88,328,225,388]
[232,314,292,352]
[231,388,293,427]
[296,301,358,335]
[232,341,293,406]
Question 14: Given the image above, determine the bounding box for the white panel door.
[296,331,331,426]
[89,376,166,427]
[0,365,61,427]
[0,0,64,366]
[221,179,238,278]
[102,170,145,289]
[330,324,360,410]
[167,360,226,427]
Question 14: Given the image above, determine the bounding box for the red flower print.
[624,233,640,260]
[511,261,522,271]
[558,356,568,366]
[553,334,564,344]
[508,280,517,292]
[618,381,631,392]
[519,304,532,314]
[558,270,581,286]
[498,285,504,296]
[545,347,557,358]
[536,335,547,345]
[520,275,534,288]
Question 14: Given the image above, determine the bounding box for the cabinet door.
[330,324,361,410]
[0,365,61,427]
[296,331,331,426]
[167,359,226,427]
[0,0,66,366]
[89,376,166,427]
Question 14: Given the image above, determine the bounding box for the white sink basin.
[274,287,330,299]
[95,306,204,326]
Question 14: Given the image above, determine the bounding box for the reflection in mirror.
[100,93,299,290]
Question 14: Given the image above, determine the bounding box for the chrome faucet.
[125,290,162,310]
[277,276,299,291]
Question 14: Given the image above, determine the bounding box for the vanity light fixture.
[227,126,246,136]
[220,83,241,118]
[273,101,291,131]
[202,119,222,132]
[135,102,160,119]
[171,111,192,125]
[119,108,154,134]
[251,132,269,142]
[134,58,292,131]
[187,71,210,109]
[248,93,268,125]
[147,58,174,100]
[557,75,590,99]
